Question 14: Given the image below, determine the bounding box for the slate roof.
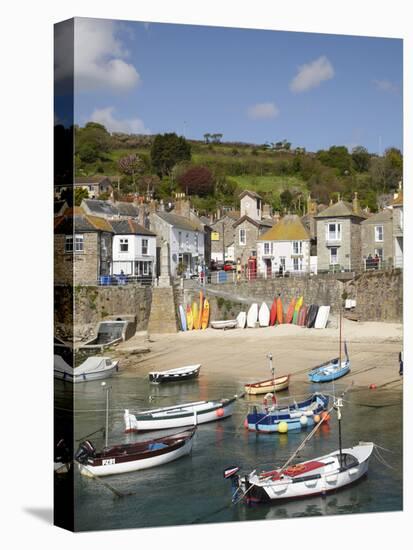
[239,190,262,200]
[155,211,203,232]
[258,215,310,241]
[233,215,274,229]
[314,200,366,219]
[82,199,119,217]
[361,209,393,224]
[54,207,114,234]
[110,219,156,236]
[114,201,140,217]
[75,176,111,184]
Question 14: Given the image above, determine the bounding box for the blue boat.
[246,393,329,433]
[308,342,350,383]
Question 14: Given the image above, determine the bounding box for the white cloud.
[290,56,334,93]
[373,79,399,93]
[73,18,140,92]
[90,107,150,134]
[247,102,279,120]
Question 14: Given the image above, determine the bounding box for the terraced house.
[315,194,366,273]
[257,215,311,276]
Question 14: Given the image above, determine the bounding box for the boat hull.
[54,364,118,383]
[149,364,201,383]
[124,398,236,432]
[308,360,350,383]
[242,443,373,502]
[79,433,194,477]
[244,376,290,395]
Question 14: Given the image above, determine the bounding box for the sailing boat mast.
[268,352,274,383]
[335,396,344,468]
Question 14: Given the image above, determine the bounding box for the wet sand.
[114,320,403,391]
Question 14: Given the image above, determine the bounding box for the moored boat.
[246,393,329,433]
[54,355,119,383]
[225,441,373,503]
[75,427,196,477]
[124,394,240,432]
[149,364,201,383]
[244,375,290,395]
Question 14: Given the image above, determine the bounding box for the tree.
[351,146,370,172]
[74,187,89,206]
[150,133,191,177]
[178,166,214,196]
[75,122,112,163]
[203,133,211,144]
[316,146,352,175]
[118,154,145,192]
[280,189,293,211]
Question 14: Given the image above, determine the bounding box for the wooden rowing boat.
[149,364,201,383]
[244,375,290,395]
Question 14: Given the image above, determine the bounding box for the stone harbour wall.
[54,284,152,340]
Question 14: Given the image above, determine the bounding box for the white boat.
[258,302,270,327]
[76,428,196,477]
[236,311,247,328]
[210,320,238,330]
[149,364,201,383]
[247,303,259,328]
[314,305,330,329]
[228,442,373,503]
[124,395,239,432]
[54,355,119,383]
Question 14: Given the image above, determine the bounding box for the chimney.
[352,192,359,214]
[175,199,191,218]
[262,203,273,219]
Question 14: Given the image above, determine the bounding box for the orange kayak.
[276,297,283,324]
[285,298,296,324]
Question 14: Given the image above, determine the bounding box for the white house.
[150,211,205,277]
[110,219,157,280]
[257,215,311,276]
[239,190,262,220]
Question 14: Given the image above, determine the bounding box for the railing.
[98,274,154,287]
[363,258,403,271]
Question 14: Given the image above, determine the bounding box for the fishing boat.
[75,427,196,477]
[210,320,238,330]
[244,353,290,395]
[245,393,329,433]
[54,355,119,383]
[309,308,350,382]
[149,364,201,383]
[225,397,374,504]
[124,394,240,432]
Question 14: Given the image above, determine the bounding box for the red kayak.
[269,297,277,326]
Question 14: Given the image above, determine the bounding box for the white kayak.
[236,311,247,329]
[247,303,259,328]
[258,302,270,327]
[314,305,330,329]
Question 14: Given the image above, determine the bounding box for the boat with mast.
[225,395,374,504]
[308,306,350,382]
[244,353,290,395]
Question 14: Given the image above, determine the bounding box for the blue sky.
[68,18,403,153]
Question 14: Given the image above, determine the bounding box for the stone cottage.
[361,209,393,269]
[315,194,366,273]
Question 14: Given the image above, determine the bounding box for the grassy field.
[229,175,307,194]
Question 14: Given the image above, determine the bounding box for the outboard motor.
[223,466,241,503]
[75,440,96,464]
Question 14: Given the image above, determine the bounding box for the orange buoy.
[243,418,248,429]
[369,383,377,390]
[216,407,225,417]
[320,411,330,422]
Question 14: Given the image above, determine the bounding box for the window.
[325,223,341,241]
[186,233,189,249]
[120,238,128,252]
[239,228,246,245]
[264,242,270,255]
[374,225,384,242]
[280,257,286,270]
[142,239,148,255]
[65,234,83,252]
[330,247,339,265]
[178,231,182,248]
[65,235,73,252]
[399,209,403,229]
[292,241,302,255]
[194,233,199,252]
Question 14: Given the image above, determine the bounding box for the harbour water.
[60,372,402,531]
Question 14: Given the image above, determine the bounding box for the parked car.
[223,261,236,272]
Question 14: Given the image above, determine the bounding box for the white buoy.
[300,415,308,426]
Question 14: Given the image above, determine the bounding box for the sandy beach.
[114,320,403,391]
